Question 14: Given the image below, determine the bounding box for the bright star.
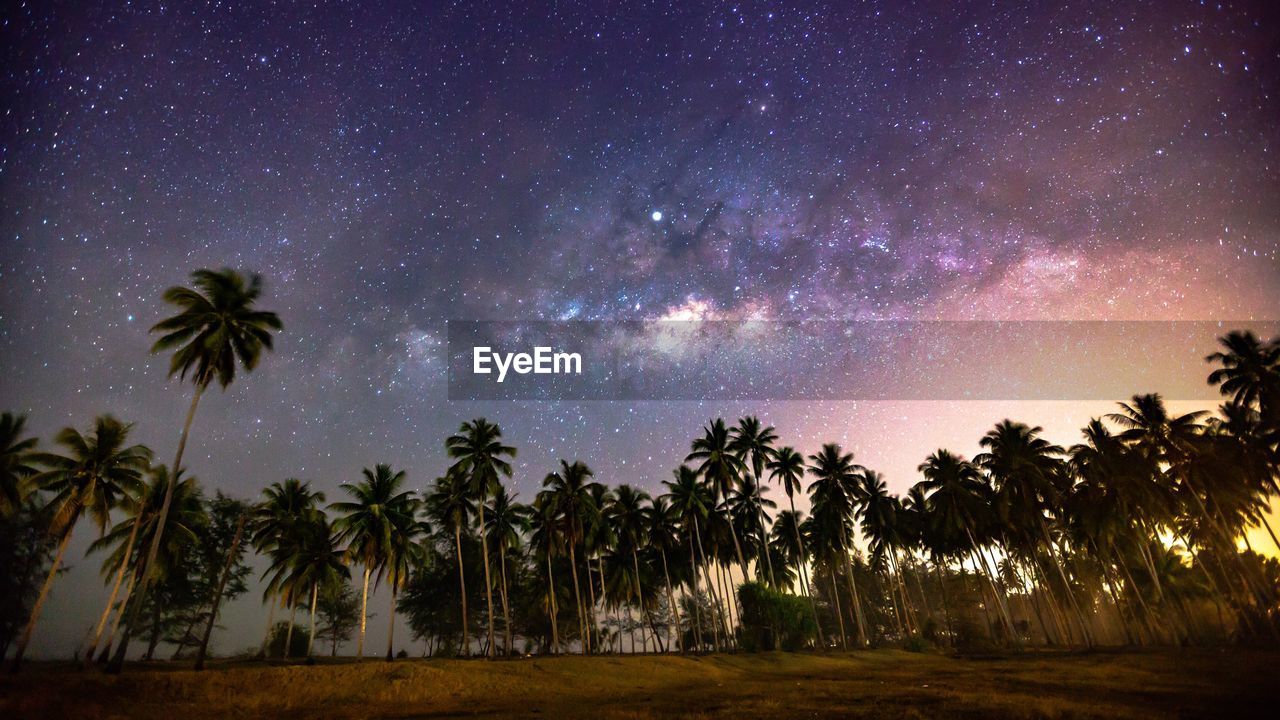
[651,210,663,222]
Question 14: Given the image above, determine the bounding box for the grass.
[1,648,1273,719]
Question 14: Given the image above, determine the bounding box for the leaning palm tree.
[729,416,779,584]
[10,415,151,671]
[424,470,474,656]
[0,412,39,517]
[109,268,282,673]
[330,463,419,660]
[446,419,516,659]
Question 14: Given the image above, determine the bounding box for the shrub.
[266,621,311,658]
[736,581,817,652]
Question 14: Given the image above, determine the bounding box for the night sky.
[2,1,1278,657]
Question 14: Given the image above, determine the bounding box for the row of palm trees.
[1,264,1277,666]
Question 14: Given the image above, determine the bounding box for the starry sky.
[2,0,1278,657]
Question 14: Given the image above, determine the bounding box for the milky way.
[1,1,1278,655]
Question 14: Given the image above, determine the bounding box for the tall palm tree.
[110,268,281,673]
[0,412,38,517]
[250,479,326,656]
[767,446,824,645]
[729,416,778,584]
[528,495,564,653]
[807,443,868,647]
[10,415,151,671]
[483,487,527,656]
[645,496,685,653]
[424,471,475,656]
[662,465,722,652]
[539,459,598,654]
[607,485,652,652]
[264,514,348,658]
[687,419,749,574]
[976,420,1089,646]
[446,418,515,659]
[330,463,419,660]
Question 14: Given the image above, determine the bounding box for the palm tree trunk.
[631,548,648,653]
[386,587,397,661]
[659,548,681,653]
[1038,517,1092,647]
[827,563,848,651]
[83,516,142,667]
[453,524,469,657]
[687,532,706,651]
[478,489,496,659]
[754,475,775,586]
[584,552,598,654]
[932,559,954,646]
[259,594,277,658]
[10,522,76,672]
[307,582,319,658]
[692,519,721,652]
[499,544,512,656]
[357,566,371,658]
[285,596,298,658]
[109,384,205,674]
[194,512,246,670]
[840,526,868,646]
[567,544,586,654]
[545,552,559,654]
[99,562,141,663]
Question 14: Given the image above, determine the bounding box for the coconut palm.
[424,470,475,656]
[330,464,419,660]
[0,412,38,517]
[250,479,326,655]
[645,496,686,653]
[263,513,348,659]
[729,416,778,584]
[607,485,652,652]
[976,420,1089,646]
[109,268,282,673]
[687,419,749,573]
[807,443,869,647]
[446,418,515,659]
[10,416,151,671]
[1206,330,1280,425]
[662,465,721,651]
[528,495,564,653]
[483,487,527,656]
[539,459,598,654]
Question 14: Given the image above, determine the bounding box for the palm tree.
[110,268,281,673]
[539,459,598,654]
[807,443,868,647]
[976,420,1089,646]
[330,464,419,660]
[446,419,516,659]
[729,416,778,584]
[662,465,722,652]
[1207,330,1280,425]
[917,449,1017,641]
[687,419,749,574]
[607,485,652,652]
[767,446,824,646]
[271,515,349,659]
[645,496,685,653]
[251,479,326,656]
[10,416,151,671]
[0,412,38,517]
[483,487,527,656]
[528,495,564,653]
[424,471,474,656]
